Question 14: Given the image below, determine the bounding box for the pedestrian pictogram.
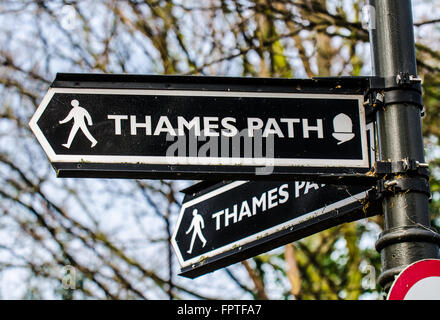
[59,99,97,149]
[186,209,207,254]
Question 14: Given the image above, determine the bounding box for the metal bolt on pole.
[368,0,440,292]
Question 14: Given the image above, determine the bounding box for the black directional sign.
[29,73,374,182]
[172,179,380,279]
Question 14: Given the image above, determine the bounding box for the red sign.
[388,259,440,300]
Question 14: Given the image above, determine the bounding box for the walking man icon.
[59,99,98,149]
[186,209,207,254]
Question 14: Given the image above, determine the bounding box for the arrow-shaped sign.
[29,73,373,182]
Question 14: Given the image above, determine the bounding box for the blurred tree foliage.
[0,0,438,300]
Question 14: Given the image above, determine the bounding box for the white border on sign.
[170,180,368,268]
[29,88,370,168]
[366,122,376,166]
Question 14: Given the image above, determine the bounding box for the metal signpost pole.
[368,0,440,292]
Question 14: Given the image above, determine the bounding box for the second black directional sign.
[29,73,373,181]
[172,179,380,279]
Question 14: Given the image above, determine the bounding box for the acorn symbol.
[332,113,355,145]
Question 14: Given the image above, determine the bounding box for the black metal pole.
[368,0,440,293]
